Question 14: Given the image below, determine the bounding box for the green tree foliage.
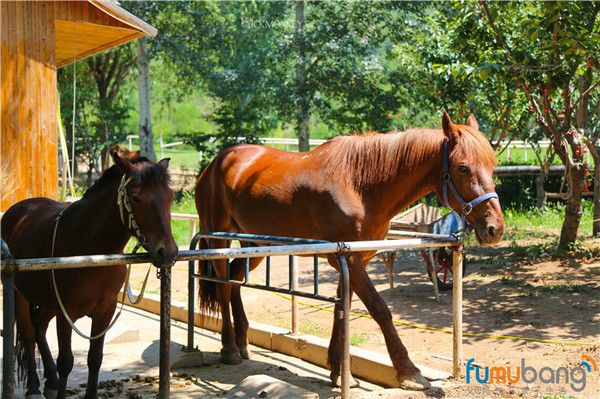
[58,45,134,186]
[451,1,600,246]
[123,1,425,159]
[394,1,600,246]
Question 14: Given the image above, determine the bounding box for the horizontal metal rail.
[198,231,330,245]
[0,237,459,273]
[188,274,341,303]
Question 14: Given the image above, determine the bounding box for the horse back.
[1,197,64,258]
[195,144,369,241]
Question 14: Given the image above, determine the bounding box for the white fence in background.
[126,136,589,165]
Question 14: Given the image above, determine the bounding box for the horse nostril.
[156,244,178,265]
[487,226,496,238]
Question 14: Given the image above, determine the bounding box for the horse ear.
[112,152,136,176]
[158,158,171,170]
[442,111,460,142]
[466,114,479,130]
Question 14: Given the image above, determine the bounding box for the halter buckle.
[462,203,473,216]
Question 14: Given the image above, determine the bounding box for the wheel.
[426,248,467,291]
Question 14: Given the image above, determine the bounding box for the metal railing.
[1,233,463,399]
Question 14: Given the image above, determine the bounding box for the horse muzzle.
[150,243,179,267]
[473,218,505,246]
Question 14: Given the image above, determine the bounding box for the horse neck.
[71,176,130,253]
[362,136,443,222]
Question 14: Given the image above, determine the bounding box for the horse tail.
[197,238,219,314]
[15,321,28,384]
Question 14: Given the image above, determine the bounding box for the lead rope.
[51,205,127,340]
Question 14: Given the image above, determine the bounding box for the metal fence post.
[337,255,350,399]
[1,239,15,399]
[187,234,201,351]
[159,266,172,399]
[2,272,15,399]
[291,255,299,335]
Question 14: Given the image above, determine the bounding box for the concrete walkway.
[1,302,398,398]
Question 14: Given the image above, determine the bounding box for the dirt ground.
[127,227,600,398]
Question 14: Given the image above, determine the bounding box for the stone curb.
[123,290,451,388]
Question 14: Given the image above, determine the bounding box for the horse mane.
[83,157,171,199]
[323,126,496,190]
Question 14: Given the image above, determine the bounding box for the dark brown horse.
[1,153,178,399]
[194,112,504,390]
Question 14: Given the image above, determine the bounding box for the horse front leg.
[15,293,42,398]
[345,253,431,391]
[83,303,114,399]
[55,313,74,399]
[32,307,58,398]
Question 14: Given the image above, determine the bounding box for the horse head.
[112,153,178,266]
[437,111,505,246]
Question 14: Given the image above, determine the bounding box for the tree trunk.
[137,37,156,161]
[535,173,545,211]
[295,0,310,152]
[586,142,600,236]
[594,162,600,236]
[558,167,584,248]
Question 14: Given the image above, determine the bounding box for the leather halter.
[442,138,499,221]
[117,174,149,253]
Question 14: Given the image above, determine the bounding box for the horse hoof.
[43,386,58,399]
[239,346,250,359]
[399,373,431,391]
[330,372,360,388]
[220,349,243,365]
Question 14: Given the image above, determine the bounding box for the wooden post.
[452,250,463,379]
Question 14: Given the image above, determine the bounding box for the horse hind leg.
[15,293,43,398]
[229,256,264,360]
[32,307,59,399]
[213,276,242,365]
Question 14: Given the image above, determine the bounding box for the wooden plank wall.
[1,1,58,212]
[1,1,149,212]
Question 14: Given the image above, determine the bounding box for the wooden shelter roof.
[55,0,157,68]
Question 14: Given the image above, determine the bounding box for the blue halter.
[442,138,499,222]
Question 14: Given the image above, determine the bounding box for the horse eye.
[458,165,470,173]
[131,195,142,204]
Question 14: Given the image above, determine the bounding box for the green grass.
[504,200,594,236]
[495,143,588,167]
[171,191,198,246]
[158,146,202,169]
[299,320,328,337]
[350,333,369,346]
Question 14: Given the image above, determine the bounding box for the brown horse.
[194,111,504,390]
[1,153,178,399]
